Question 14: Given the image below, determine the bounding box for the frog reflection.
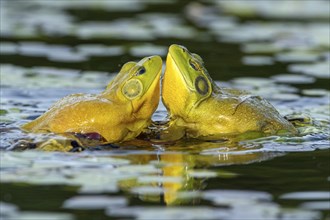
[117,141,279,205]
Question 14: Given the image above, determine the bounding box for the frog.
[21,56,162,148]
[161,44,297,141]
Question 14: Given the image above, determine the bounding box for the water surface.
[0,0,329,219]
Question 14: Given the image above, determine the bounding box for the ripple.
[280,191,330,200]
[76,44,124,57]
[242,56,274,65]
[62,195,127,210]
[275,52,321,63]
[129,44,167,57]
[271,74,315,84]
[0,42,18,55]
[0,64,110,88]
[106,206,229,220]
[216,0,330,19]
[0,202,18,217]
[288,61,330,79]
[8,212,73,220]
[302,89,330,97]
[300,201,330,211]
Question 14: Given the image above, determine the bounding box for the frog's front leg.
[37,138,82,152]
[9,135,84,152]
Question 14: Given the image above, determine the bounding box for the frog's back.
[22,94,121,135]
[228,95,296,134]
[204,92,297,136]
[182,90,296,140]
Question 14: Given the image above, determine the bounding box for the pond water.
[0,0,329,219]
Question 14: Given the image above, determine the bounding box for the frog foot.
[284,113,313,127]
[38,139,84,152]
[8,140,37,151]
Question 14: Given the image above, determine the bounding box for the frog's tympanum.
[21,56,162,146]
[162,44,297,141]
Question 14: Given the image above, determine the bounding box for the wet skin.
[161,44,297,141]
[22,56,162,145]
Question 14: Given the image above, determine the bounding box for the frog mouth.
[167,53,195,91]
[138,56,162,94]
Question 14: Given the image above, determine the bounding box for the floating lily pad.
[0,109,8,115]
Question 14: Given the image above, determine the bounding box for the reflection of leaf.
[187,170,218,178]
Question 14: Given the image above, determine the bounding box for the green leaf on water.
[0,109,8,115]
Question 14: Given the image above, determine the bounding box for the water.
[0,0,329,219]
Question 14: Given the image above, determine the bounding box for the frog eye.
[189,60,200,71]
[122,79,143,99]
[136,67,146,76]
[195,76,209,95]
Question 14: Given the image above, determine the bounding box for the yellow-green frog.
[21,56,162,146]
[161,44,297,141]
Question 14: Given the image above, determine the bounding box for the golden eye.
[122,79,143,99]
[189,60,199,71]
[195,76,209,95]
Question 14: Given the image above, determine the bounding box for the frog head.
[162,44,214,117]
[103,56,162,117]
